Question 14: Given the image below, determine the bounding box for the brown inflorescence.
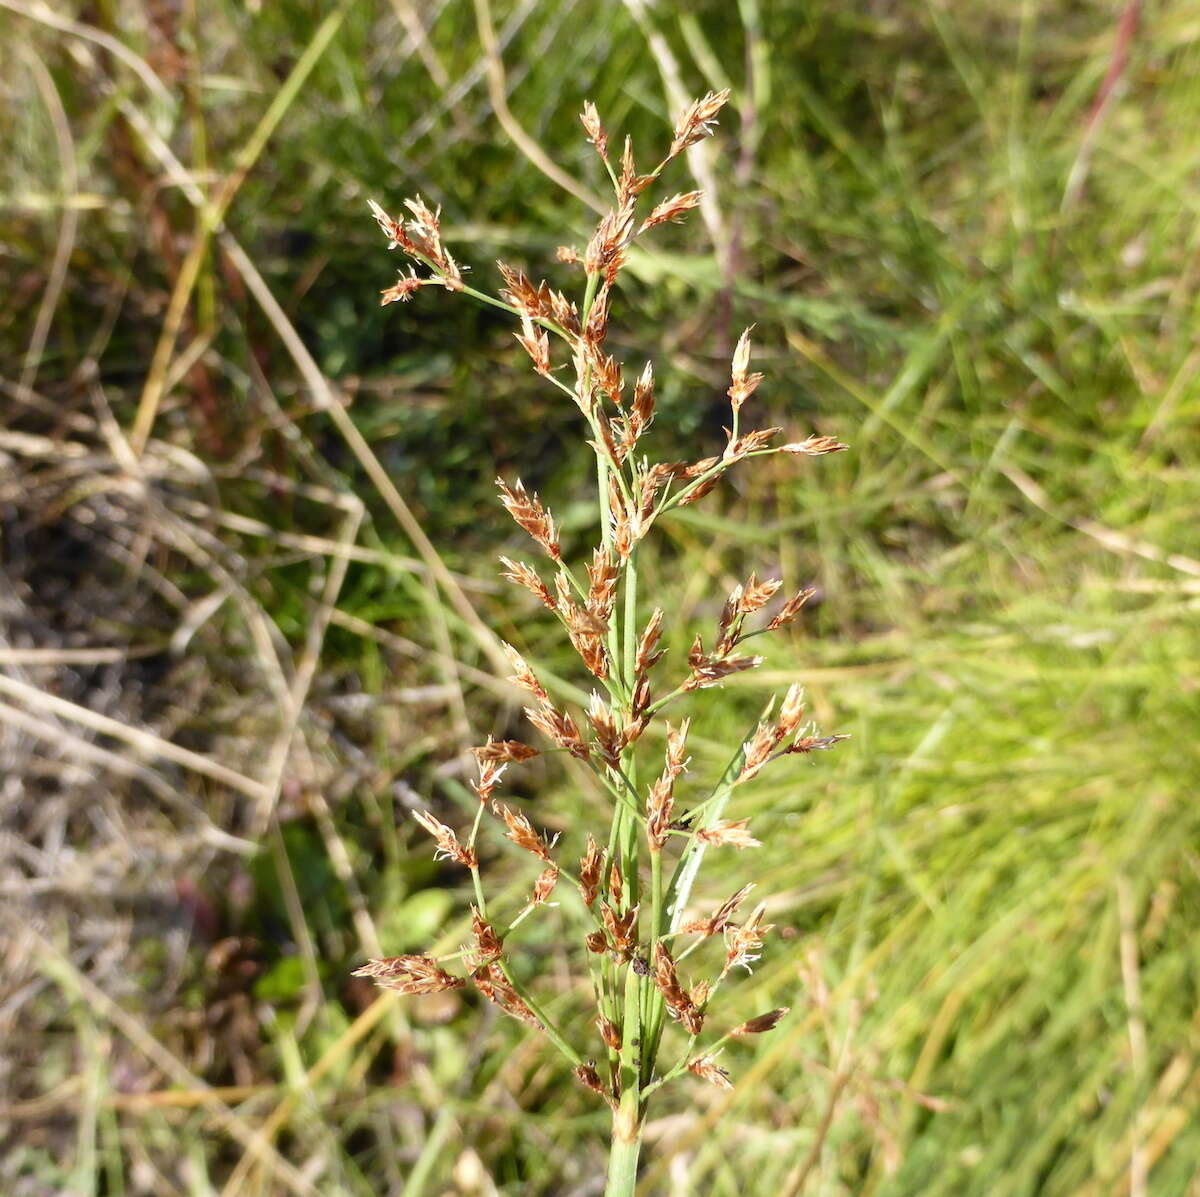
[357,88,852,1133]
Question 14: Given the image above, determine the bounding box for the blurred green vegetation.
[2,1,1199,1194]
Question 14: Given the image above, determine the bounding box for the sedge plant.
[354,91,849,1194]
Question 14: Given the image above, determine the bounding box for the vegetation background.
[2,1,1198,1194]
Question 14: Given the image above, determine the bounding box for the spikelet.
[668,89,732,158]
[353,955,464,996]
[413,809,477,869]
[696,818,761,849]
[472,964,541,1026]
[687,1053,733,1090]
[531,865,560,906]
[587,692,623,770]
[724,903,774,974]
[780,434,849,456]
[515,315,551,376]
[732,1008,789,1035]
[470,906,504,965]
[598,1016,622,1052]
[473,737,539,764]
[471,758,507,803]
[493,802,556,862]
[525,700,591,760]
[501,642,549,702]
[679,883,756,937]
[639,190,703,234]
[578,834,604,907]
[635,607,666,674]
[767,587,816,631]
[727,328,764,410]
[496,477,561,560]
[600,901,639,958]
[499,556,557,610]
[653,943,704,1035]
[580,100,608,160]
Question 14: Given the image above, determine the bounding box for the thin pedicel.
[356,90,848,1195]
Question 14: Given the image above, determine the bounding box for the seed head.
[413,809,477,869]
[499,556,557,610]
[728,328,765,410]
[584,197,637,279]
[472,737,539,764]
[781,435,849,456]
[580,100,608,160]
[696,818,761,849]
[525,701,590,760]
[680,882,756,937]
[669,89,731,158]
[470,906,504,965]
[585,285,613,351]
[724,903,774,974]
[607,860,624,909]
[587,692,623,770]
[740,573,783,614]
[653,943,704,1035]
[733,1007,790,1035]
[600,901,639,958]
[615,135,655,203]
[497,262,580,335]
[778,683,806,737]
[586,547,619,621]
[585,930,609,954]
[352,955,464,996]
[766,587,816,631]
[724,426,783,462]
[687,1053,733,1090]
[380,269,428,305]
[647,720,691,849]
[786,731,851,754]
[579,834,604,907]
[737,718,782,784]
[515,315,552,376]
[531,865,560,906]
[635,607,666,674]
[502,642,549,702]
[639,190,703,234]
[471,964,540,1027]
[574,1060,609,1102]
[471,758,507,803]
[496,477,561,561]
[686,650,764,691]
[493,802,556,862]
[598,1016,622,1052]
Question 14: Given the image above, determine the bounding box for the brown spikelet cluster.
[352,955,464,996]
[493,803,556,861]
[653,943,705,1035]
[646,720,690,850]
[669,89,732,158]
[357,89,852,1159]
[369,197,464,301]
[413,810,477,869]
[472,964,541,1027]
[687,1053,733,1090]
[497,477,561,561]
[680,883,756,937]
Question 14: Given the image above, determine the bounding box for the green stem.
[604,1100,644,1197]
[641,848,666,1086]
[608,962,644,1195]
